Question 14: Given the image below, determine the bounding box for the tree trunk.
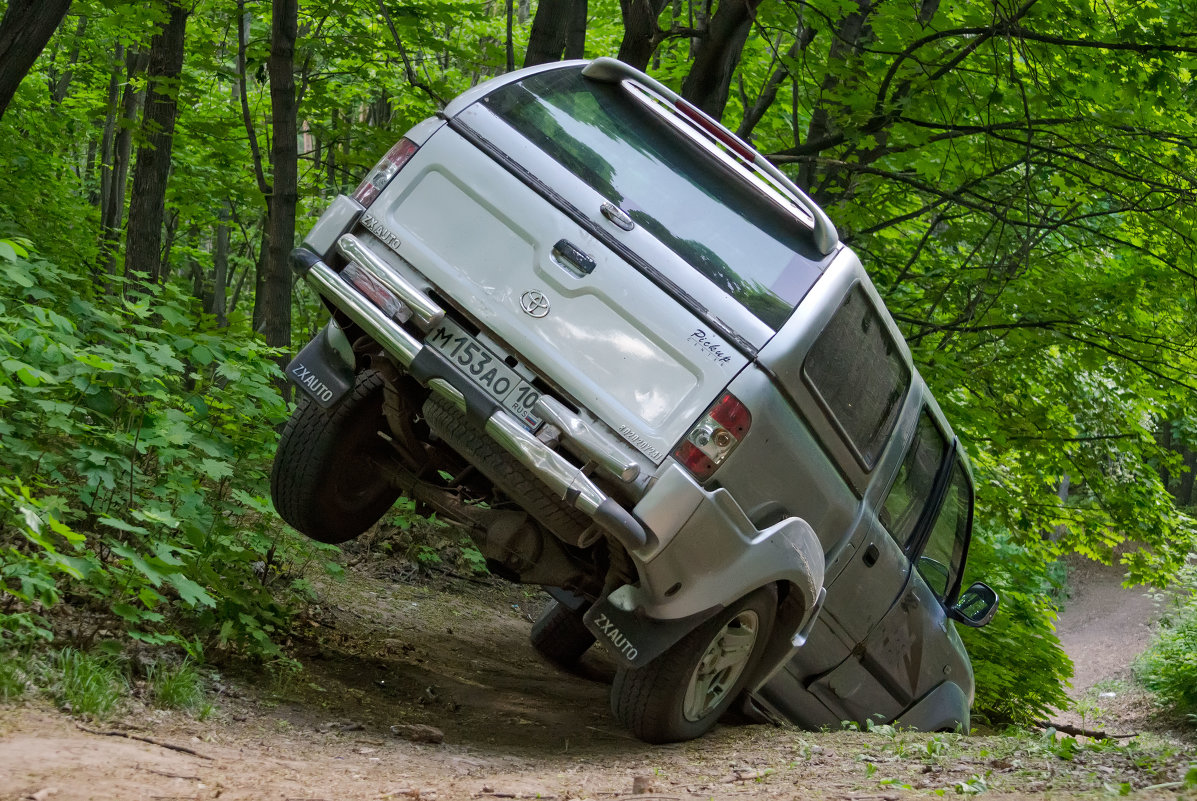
[523,0,577,66]
[0,0,72,119]
[95,43,123,212]
[736,27,812,140]
[505,0,515,72]
[212,203,231,327]
[798,0,873,193]
[124,0,189,286]
[50,15,87,104]
[256,0,298,357]
[680,0,764,120]
[617,0,669,71]
[564,0,587,59]
[99,48,149,280]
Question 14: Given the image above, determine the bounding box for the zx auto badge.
[520,290,551,318]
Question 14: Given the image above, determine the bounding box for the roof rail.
[581,57,839,256]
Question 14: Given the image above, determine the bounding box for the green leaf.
[165,573,215,608]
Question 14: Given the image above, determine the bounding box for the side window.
[916,463,972,602]
[803,285,911,469]
[879,410,948,545]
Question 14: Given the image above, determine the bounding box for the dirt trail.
[1,557,1192,801]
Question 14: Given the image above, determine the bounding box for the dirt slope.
[1,558,1193,801]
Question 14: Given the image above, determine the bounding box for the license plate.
[425,319,542,428]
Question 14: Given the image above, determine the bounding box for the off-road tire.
[421,394,590,543]
[271,370,401,544]
[530,599,596,665]
[610,586,776,743]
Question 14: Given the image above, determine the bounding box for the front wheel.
[271,370,401,543]
[610,586,776,743]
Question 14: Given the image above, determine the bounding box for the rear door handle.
[600,202,635,231]
[551,239,596,277]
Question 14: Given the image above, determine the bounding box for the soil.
[2,549,1194,801]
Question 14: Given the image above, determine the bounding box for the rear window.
[481,69,824,330]
[802,285,910,468]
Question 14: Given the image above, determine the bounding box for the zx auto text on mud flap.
[592,612,639,662]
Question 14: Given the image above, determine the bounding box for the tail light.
[352,138,419,207]
[673,392,751,481]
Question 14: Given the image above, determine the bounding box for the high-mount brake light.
[675,100,756,162]
[673,392,751,481]
[352,138,419,207]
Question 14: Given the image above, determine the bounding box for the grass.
[54,647,126,719]
[0,651,30,700]
[146,659,212,717]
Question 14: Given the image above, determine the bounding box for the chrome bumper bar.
[291,242,649,551]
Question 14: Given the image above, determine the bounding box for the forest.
[0,0,1195,727]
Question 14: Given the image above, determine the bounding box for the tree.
[0,0,72,119]
[523,0,586,66]
[256,0,299,354]
[124,0,190,285]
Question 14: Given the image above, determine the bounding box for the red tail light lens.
[673,392,751,480]
[352,138,419,207]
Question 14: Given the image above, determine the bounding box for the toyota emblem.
[520,290,551,318]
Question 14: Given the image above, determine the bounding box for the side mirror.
[949,581,999,628]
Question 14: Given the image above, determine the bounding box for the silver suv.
[272,57,999,743]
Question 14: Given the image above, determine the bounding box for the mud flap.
[285,326,356,408]
[583,586,719,669]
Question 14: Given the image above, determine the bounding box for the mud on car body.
[272,57,999,744]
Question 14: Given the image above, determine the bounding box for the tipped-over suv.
[272,57,999,744]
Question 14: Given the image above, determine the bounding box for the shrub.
[1134,564,1197,721]
[958,526,1073,726]
[0,235,340,661]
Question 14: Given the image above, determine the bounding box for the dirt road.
[1,557,1192,801]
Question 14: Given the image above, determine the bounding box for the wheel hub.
[682,609,760,722]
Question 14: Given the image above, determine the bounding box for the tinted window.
[879,410,948,545]
[803,286,911,468]
[916,462,972,602]
[481,69,824,329]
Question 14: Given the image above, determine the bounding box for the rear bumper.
[290,244,649,553]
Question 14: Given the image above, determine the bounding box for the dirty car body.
[273,57,999,743]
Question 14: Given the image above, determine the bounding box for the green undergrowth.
[0,234,340,665]
[0,645,214,720]
[1135,563,1197,724]
[812,722,1197,796]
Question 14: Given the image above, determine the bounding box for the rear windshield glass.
[802,285,910,468]
[481,69,824,330]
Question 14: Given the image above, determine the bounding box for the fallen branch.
[75,724,215,760]
[1035,720,1138,740]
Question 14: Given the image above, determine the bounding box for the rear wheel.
[530,599,595,665]
[271,370,401,543]
[610,586,776,743]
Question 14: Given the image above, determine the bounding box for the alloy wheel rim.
[682,609,760,722]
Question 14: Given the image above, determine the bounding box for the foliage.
[1134,564,1197,722]
[0,0,1193,733]
[0,237,334,661]
[959,527,1073,726]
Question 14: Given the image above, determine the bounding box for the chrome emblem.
[520,290,551,318]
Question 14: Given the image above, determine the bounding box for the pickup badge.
[687,328,733,365]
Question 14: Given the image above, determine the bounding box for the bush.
[958,526,1074,726]
[0,235,339,661]
[1134,564,1197,721]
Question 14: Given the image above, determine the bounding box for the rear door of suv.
[368,64,831,463]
